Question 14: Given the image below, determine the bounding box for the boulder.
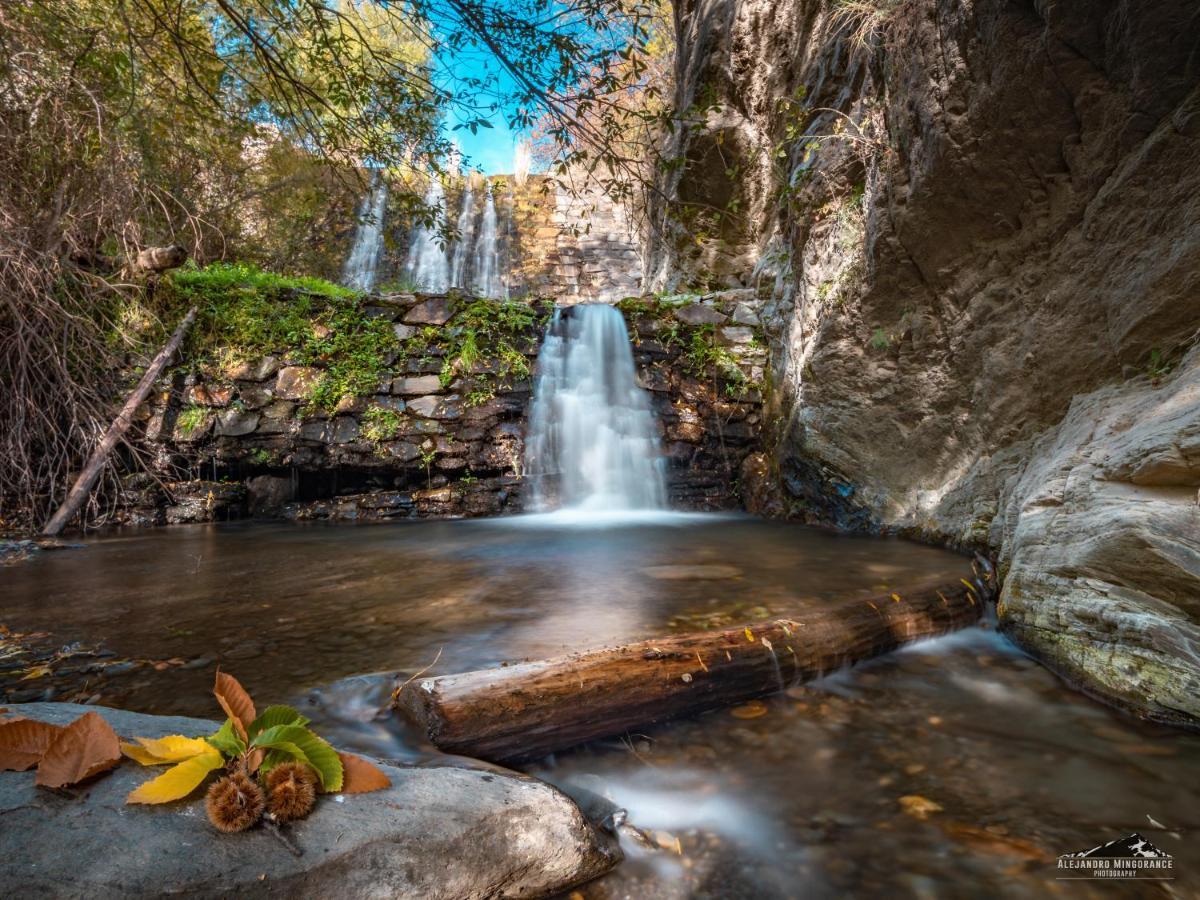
[403,297,455,326]
[0,703,620,899]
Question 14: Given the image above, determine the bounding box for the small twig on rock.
[391,646,444,702]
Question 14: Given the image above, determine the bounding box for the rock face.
[0,703,620,899]
[654,0,1200,724]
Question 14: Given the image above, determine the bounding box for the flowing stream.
[404,179,450,292]
[524,304,667,513]
[341,175,387,292]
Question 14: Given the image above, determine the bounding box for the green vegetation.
[168,262,397,414]
[177,406,209,436]
[869,327,891,351]
[1146,348,1173,384]
[361,406,404,443]
[427,299,542,389]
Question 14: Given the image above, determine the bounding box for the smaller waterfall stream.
[473,186,504,299]
[524,304,666,512]
[405,179,450,292]
[449,184,476,289]
[342,176,387,292]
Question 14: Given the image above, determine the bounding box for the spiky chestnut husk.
[265,761,318,822]
[206,772,264,833]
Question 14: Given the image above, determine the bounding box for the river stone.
[673,303,728,326]
[403,297,455,326]
[275,366,322,401]
[0,703,620,899]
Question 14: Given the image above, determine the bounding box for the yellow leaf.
[127,749,224,804]
[128,735,213,763]
[744,627,754,642]
[121,743,168,766]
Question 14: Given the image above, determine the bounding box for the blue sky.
[432,37,525,175]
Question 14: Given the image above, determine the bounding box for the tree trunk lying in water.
[397,564,996,763]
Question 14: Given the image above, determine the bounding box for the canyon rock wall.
[655,0,1200,725]
[121,295,765,524]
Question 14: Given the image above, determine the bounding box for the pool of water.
[3,516,1197,897]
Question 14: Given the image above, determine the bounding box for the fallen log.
[397,567,996,764]
[42,306,197,536]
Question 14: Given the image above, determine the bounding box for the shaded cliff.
[653,0,1200,725]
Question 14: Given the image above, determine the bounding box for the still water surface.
[3,517,1197,898]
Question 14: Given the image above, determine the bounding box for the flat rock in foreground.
[0,703,620,899]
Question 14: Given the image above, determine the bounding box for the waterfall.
[473,185,504,299]
[342,176,387,292]
[405,179,450,292]
[450,183,476,289]
[524,304,666,512]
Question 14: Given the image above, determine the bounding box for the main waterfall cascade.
[524,304,667,512]
[341,176,388,292]
[404,179,450,292]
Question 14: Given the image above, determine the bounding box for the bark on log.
[397,572,996,764]
[42,307,197,536]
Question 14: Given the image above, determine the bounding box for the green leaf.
[206,718,246,758]
[247,705,309,740]
[251,725,343,791]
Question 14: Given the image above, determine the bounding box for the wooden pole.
[397,574,994,764]
[42,306,197,536]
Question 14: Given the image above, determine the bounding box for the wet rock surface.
[0,703,621,899]
[654,0,1200,723]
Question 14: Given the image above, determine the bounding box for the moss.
[361,405,404,442]
[166,262,397,414]
[177,405,208,435]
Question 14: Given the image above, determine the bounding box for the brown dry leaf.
[213,671,256,741]
[898,795,943,820]
[338,752,391,794]
[245,747,265,774]
[0,718,64,771]
[730,701,768,720]
[35,712,121,788]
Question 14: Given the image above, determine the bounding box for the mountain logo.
[1057,833,1175,880]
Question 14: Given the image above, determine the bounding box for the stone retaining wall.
[119,292,769,526]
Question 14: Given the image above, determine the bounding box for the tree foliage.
[0,0,672,528]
